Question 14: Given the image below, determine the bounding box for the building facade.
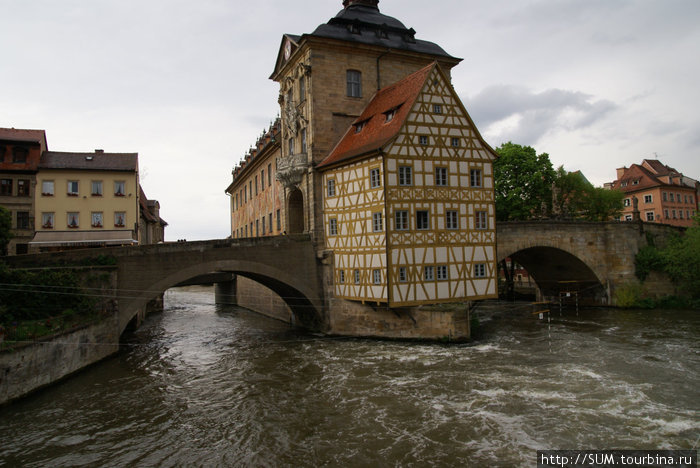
[30,150,142,251]
[608,159,698,227]
[0,128,47,255]
[318,64,497,306]
[225,0,498,329]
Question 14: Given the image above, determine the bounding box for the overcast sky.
[2,0,699,240]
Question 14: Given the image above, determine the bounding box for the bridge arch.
[498,245,607,303]
[115,236,324,335]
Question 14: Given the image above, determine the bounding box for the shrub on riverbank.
[614,282,700,309]
[0,262,94,322]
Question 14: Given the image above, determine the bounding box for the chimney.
[95,149,104,154]
[616,167,626,180]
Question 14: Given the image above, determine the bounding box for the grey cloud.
[466,85,617,145]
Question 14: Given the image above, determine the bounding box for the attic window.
[376,26,389,39]
[354,120,368,133]
[632,179,640,185]
[385,110,395,122]
[621,181,628,187]
[348,22,361,35]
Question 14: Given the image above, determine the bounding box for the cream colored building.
[31,150,140,251]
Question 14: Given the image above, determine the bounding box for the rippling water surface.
[1,286,698,467]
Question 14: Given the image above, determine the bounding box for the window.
[327,179,336,197]
[261,170,265,190]
[384,109,396,123]
[644,194,652,204]
[262,216,266,234]
[347,70,362,97]
[370,168,381,188]
[114,212,126,227]
[339,270,345,284]
[42,180,54,196]
[249,181,253,200]
[268,163,272,186]
[91,212,103,228]
[419,135,428,145]
[424,266,434,281]
[676,193,681,202]
[288,138,294,156]
[474,264,486,278]
[416,210,429,230]
[470,169,482,188]
[437,265,448,281]
[255,176,259,195]
[645,212,655,222]
[91,180,103,196]
[42,212,54,229]
[277,209,281,231]
[67,212,79,228]
[67,181,79,196]
[451,137,460,147]
[398,166,412,186]
[1,179,12,196]
[433,104,442,114]
[354,121,366,133]
[373,269,381,284]
[664,209,669,219]
[269,213,273,233]
[354,269,360,284]
[395,210,409,230]
[17,211,30,230]
[435,167,447,186]
[446,210,458,229]
[114,181,125,196]
[398,267,407,282]
[329,218,338,236]
[623,198,631,207]
[475,211,488,230]
[299,77,306,102]
[12,147,28,163]
[244,186,248,203]
[17,179,30,196]
[625,214,633,221]
[372,212,383,232]
[301,128,307,153]
[672,209,677,219]
[663,192,668,202]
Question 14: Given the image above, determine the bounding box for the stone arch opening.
[501,246,607,305]
[287,187,304,234]
[117,256,323,336]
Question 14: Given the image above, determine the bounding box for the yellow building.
[30,150,140,251]
[225,120,287,238]
[317,63,497,306]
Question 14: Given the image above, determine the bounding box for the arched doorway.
[287,187,304,234]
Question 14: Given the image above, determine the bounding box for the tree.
[552,166,624,221]
[661,217,700,298]
[494,142,555,221]
[0,206,12,256]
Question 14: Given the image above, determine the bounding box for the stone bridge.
[7,235,325,335]
[497,220,681,304]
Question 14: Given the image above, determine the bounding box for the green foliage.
[552,166,624,221]
[0,263,95,324]
[614,282,645,308]
[0,206,12,256]
[660,219,700,297]
[632,217,700,298]
[494,142,556,221]
[634,245,665,281]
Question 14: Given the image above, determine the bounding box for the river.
[1,286,697,467]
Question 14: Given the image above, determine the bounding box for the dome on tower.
[308,0,457,59]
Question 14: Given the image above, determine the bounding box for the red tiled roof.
[317,62,436,169]
[641,159,676,176]
[0,128,48,152]
[609,164,661,193]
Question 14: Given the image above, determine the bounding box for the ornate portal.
[276,152,308,188]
